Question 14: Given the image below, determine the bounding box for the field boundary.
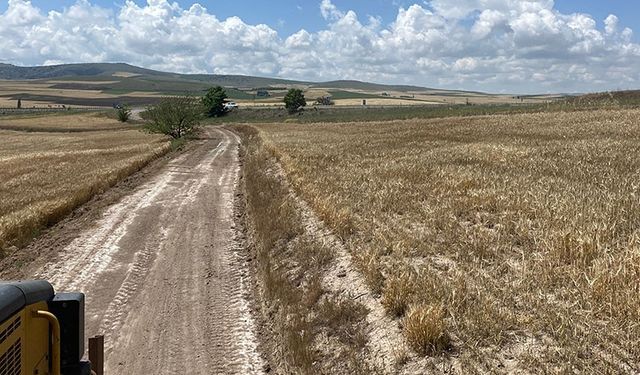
[233,124,387,373]
[271,156,409,372]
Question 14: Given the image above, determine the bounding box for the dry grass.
[381,270,415,317]
[0,112,132,131]
[252,109,640,372]
[404,304,450,356]
[0,113,170,252]
[233,125,379,374]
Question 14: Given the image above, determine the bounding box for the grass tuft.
[403,304,450,356]
[381,271,415,317]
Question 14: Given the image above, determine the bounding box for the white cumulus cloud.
[320,0,344,21]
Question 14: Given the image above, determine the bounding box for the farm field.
[252,109,640,373]
[0,112,135,132]
[0,113,170,253]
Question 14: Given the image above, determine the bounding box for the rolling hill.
[0,62,556,108]
[0,62,430,92]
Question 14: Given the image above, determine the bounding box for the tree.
[202,86,228,117]
[144,96,203,139]
[116,105,131,122]
[17,99,21,109]
[284,88,306,113]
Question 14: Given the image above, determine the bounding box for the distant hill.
[0,62,437,93]
[0,62,564,108]
[0,63,156,80]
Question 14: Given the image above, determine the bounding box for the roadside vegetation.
[143,95,203,139]
[0,113,170,255]
[233,125,381,374]
[116,105,131,122]
[250,108,640,372]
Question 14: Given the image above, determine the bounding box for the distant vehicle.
[224,102,238,110]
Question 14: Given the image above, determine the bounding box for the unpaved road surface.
[34,127,264,374]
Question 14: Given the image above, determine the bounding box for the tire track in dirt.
[34,127,264,374]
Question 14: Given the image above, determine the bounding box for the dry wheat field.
[0,113,170,252]
[255,109,640,373]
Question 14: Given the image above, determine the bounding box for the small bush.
[116,105,131,122]
[144,96,203,139]
[315,96,334,106]
[403,304,450,356]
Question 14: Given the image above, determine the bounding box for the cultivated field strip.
[256,109,640,373]
[0,114,169,252]
[0,112,132,131]
[235,125,389,373]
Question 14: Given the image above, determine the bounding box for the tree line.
[116,86,310,139]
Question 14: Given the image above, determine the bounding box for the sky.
[1,0,639,93]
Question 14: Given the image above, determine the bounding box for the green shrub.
[284,88,306,113]
[144,96,203,139]
[116,105,131,122]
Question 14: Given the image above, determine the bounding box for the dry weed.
[381,271,415,317]
[404,304,450,356]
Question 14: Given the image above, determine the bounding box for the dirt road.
[33,127,264,374]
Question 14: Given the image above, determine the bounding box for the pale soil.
[112,72,141,78]
[0,127,265,374]
[45,81,120,85]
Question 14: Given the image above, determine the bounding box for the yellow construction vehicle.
[0,280,92,375]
